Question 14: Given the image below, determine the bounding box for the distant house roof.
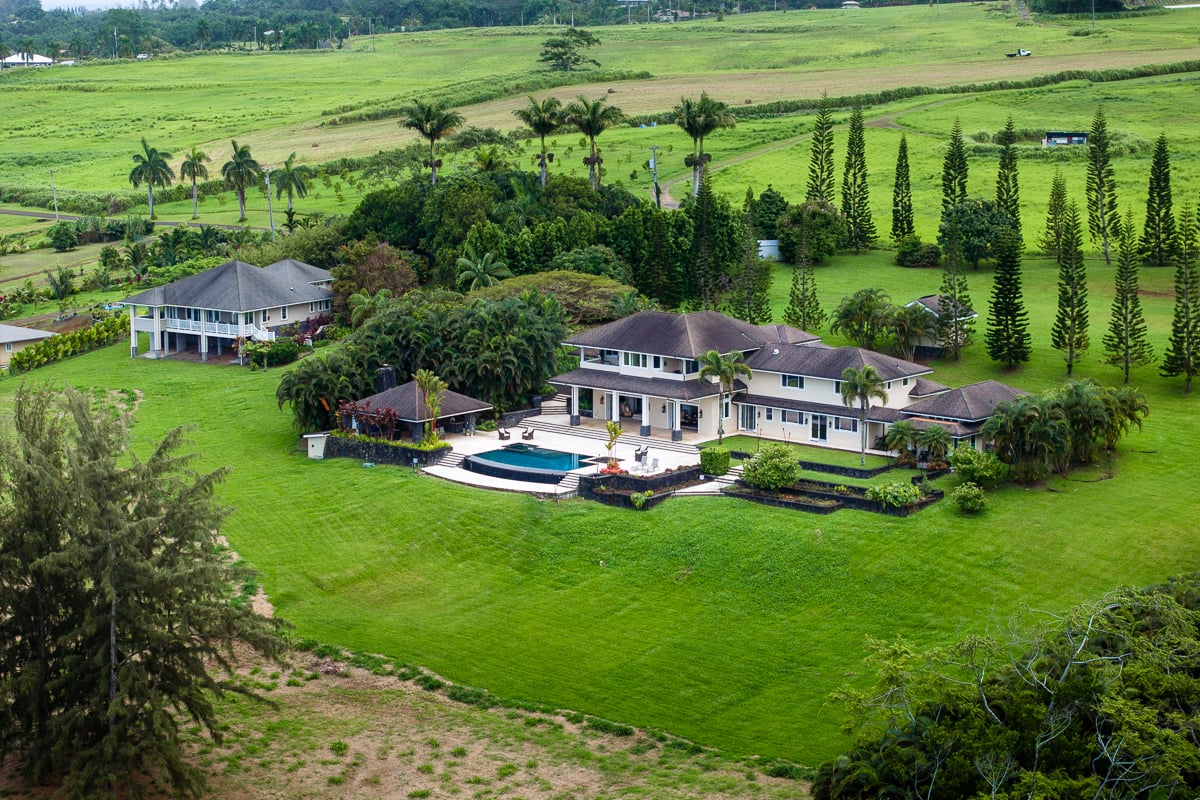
[262,259,332,285]
[120,259,332,312]
[0,323,55,345]
[356,381,492,423]
[1,52,54,67]
[907,295,979,321]
[563,310,816,359]
[745,345,932,382]
[550,368,745,401]
[901,380,1027,423]
[910,376,950,398]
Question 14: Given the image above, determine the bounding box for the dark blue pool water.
[472,443,587,471]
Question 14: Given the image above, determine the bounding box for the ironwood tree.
[936,220,975,360]
[0,386,284,799]
[1086,105,1121,264]
[783,260,826,333]
[806,98,835,204]
[1161,204,1200,392]
[724,213,772,324]
[1102,209,1155,384]
[940,118,968,211]
[994,116,1021,240]
[839,106,875,252]
[891,133,914,243]
[1051,202,1090,376]
[1140,132,1177,266]
[985,224,1032,368]
[537,27,599,71]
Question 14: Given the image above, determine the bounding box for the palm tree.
[673,92,736,197]
[273,151,312,214]
[916,425,952,466]
[400,100,464,186]
[698,349,752,445]
[347,288,394,329]
[882,419,917,464]
[179,146,210,219]
[891,303,936,361]
[221,140,262,222]
[564,95,624,192]
[128,137,174,220]
[513,95,563,188]
[415,368,448,445]
[456,245,512,292]
[840,365,888,466]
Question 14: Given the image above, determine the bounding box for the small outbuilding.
[904,295,980,359]
[1,52,54,68]
[1043,131,1088,147]
[344,368,493,441]
[0,323,55,369]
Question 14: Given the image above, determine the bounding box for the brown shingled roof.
[563,310,814,359]
[356,381,492,423]
[745,345,932,381]
[901,380,1027,422]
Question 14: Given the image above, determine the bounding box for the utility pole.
[370,18,375,52]
[648,145,660,208]
[113,28,118,59]
[264,168,275,240]
[49,169,59,220]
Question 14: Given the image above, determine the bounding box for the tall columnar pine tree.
[985,224,1032,368]
[724,212,773,324]
[646,209,683,308]
[941,118,969,212]
[1102,210,1155,384]
[936,220,975,359]
[1038,169,1069,260]
[840,106,876,252]
[995,116,1021,240]
[1051,202,1090,376]
[1161,204,1200,392]
[1140,132,1177,267]
[783,259,826,333]
[806,97,835,204]
[690,172,725,310]
[1086,105,1121,264]
[891,133,914,243]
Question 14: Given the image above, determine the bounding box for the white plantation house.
[121,259,333,360]
[551,310,1020,455]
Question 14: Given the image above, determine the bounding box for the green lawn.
[4,244,1197,766]
[705,434,895,471]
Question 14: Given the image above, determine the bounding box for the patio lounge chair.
[498,428,511,440]
[522,427,536,440]
[648,457,659,473]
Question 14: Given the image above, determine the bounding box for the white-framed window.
[684,359,698,374]
[309,300,332,313]
[782,410,801,425]
[280,306,289,321]
[652,355,662,369]
[261,309,271,323]
[903,377,910,386]
[781,374,804,389]
[887,380,893,390]
[764,407,774,421]
[5,343,11,353]
[244,312,253,324]
[833,380,842,395]
[623,352,648,368]
[722,397,731,418]
[836,417,858,432]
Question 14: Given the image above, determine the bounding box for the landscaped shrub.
[895,234,941,268]
[700,446,731,476]
[243,338,301,369]
[47,221,78,252]
[865,481,924,508]
[948,447,1007,487]
[952,482,987,514]
[741,443,801,492]
[776,200,845,264]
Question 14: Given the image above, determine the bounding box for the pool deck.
[422,413,709,497]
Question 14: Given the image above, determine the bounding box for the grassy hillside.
[3,248,1197,766]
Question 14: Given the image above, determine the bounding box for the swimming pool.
[464,443,598,484]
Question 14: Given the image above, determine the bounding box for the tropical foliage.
[840,365,888,466]
[697,349,751,445]
[6,314,126,374]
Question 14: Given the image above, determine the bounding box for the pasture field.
[1,3,1198,203]
[2,248,1197,766]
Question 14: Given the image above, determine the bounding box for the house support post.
[671,400,682,442]
[128,306,138,357]
[569,385,580,426]
[610,392,620,425]
[200,331,209,361]
[640,394,650,437]
[150,310,162,357]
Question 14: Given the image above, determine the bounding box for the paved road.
[0,207,265,231]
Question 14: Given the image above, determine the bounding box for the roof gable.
[356,381,492,422]
[745,345,931,381]
[263,259,332,285]
[0,323,55,344]
[564,310,814,359]
[901,380,1027,422]
[121,259,332,312]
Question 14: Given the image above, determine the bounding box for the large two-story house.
[121,259,333,360]
[550,310,1019,455]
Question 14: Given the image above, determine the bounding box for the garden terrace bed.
[726,478,943,517]
[578,465,704,510]
[324,434,452,467]
[729,450,898,479]
[582,487,675,511]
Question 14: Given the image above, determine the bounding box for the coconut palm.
[840,365,888,466]
[513,95,563,188]
[698,349,752,445]
[456,245,512,292]
[221,140,262,222]
[916,425,952,466]
[400,100,464,186]
[128,137,175,220]
[673,92,736,197]
[564,95,624,192]
[274,152,312,214]
[882,419,917,463]
[179,146,210,219]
